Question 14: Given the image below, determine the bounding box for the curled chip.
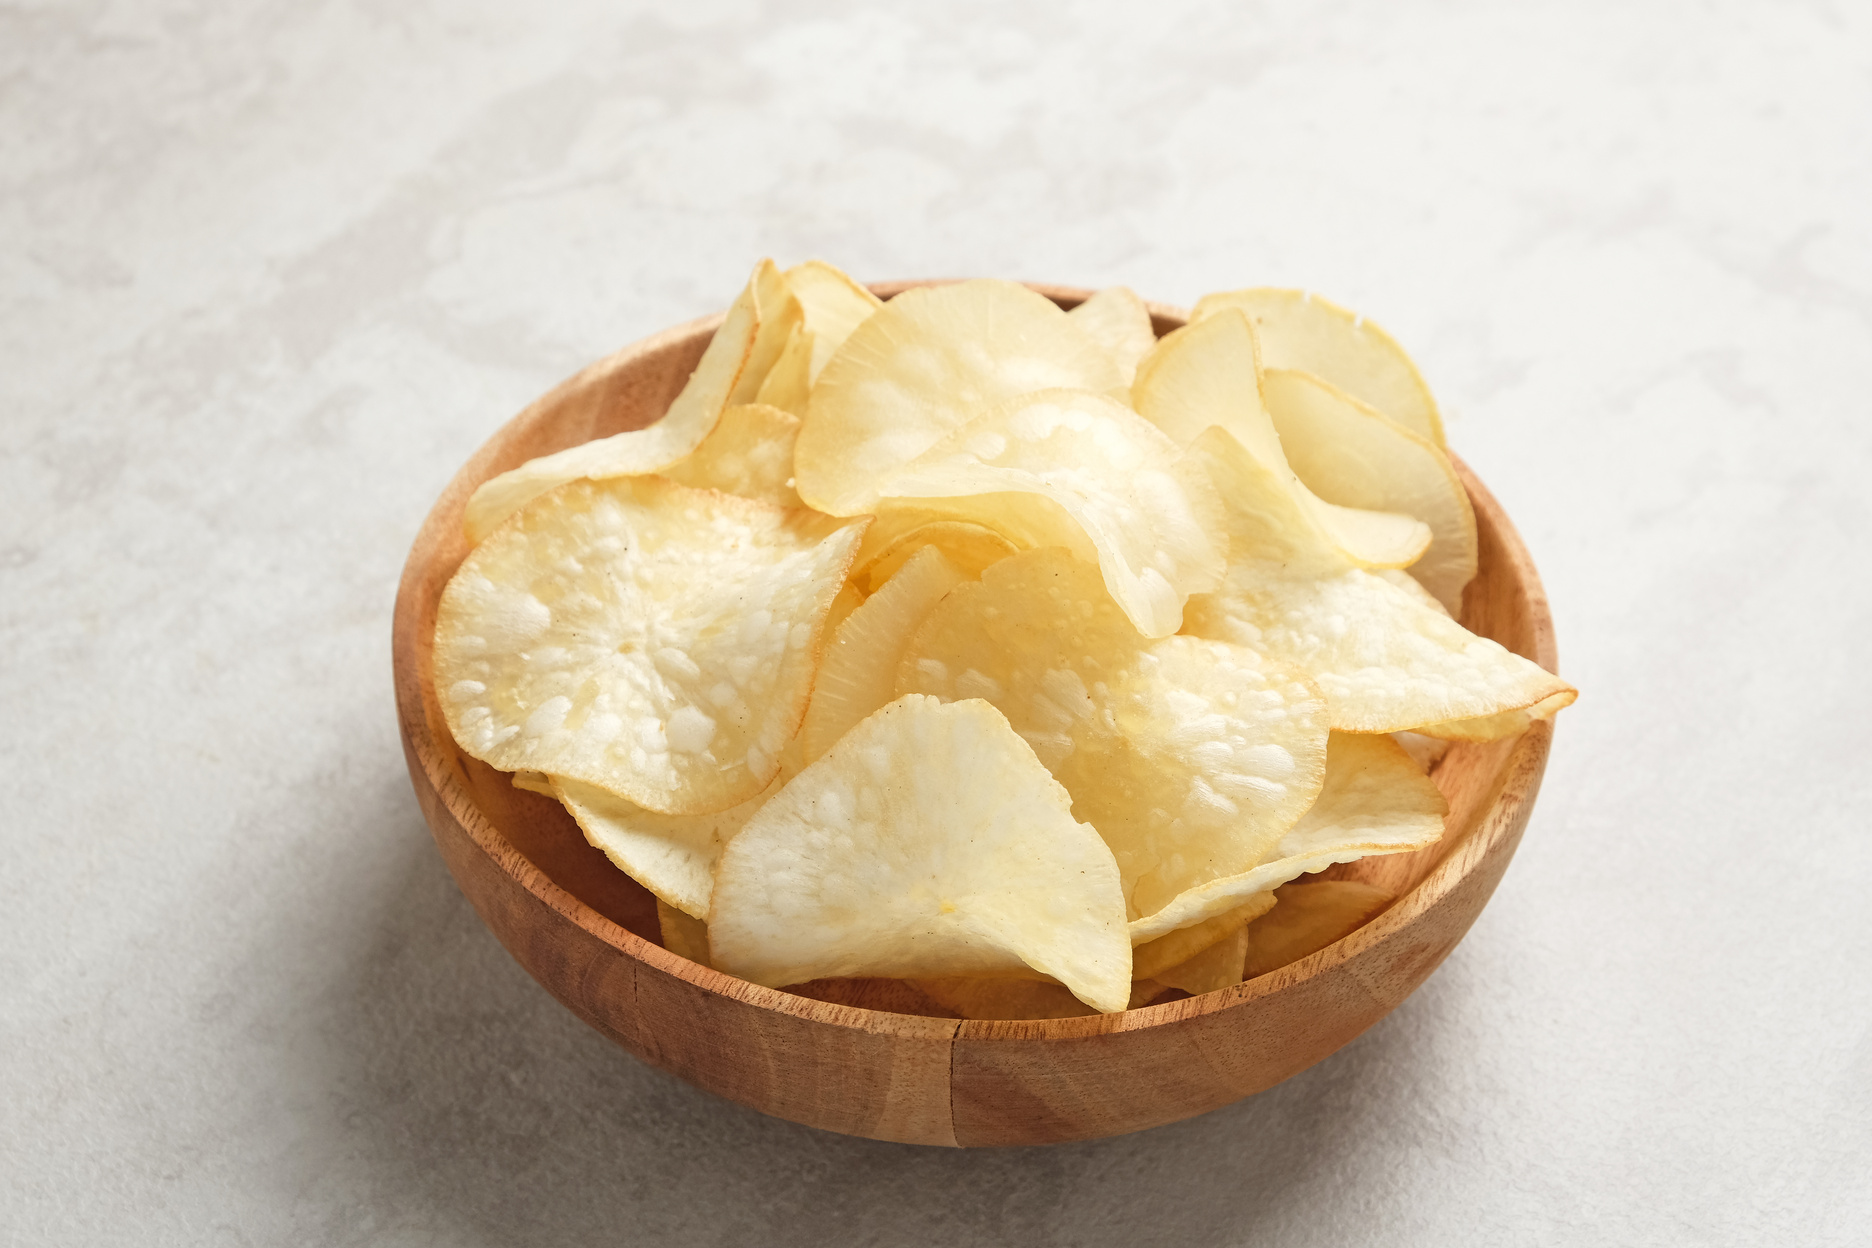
[877,388,1226,639]
[752,323,815,416]
[898,548,1328,924]
[781,259,884,382]
[1130,732,1444,943]
[709,695,1133,1013]
[1132,309,1432,570]
[1068,286,1158,385]
[849,515,1018,594]
[1153,921,1251,997]
[462,262,767,544]
[435,474,864,815]
[1190,287,1446,446]
[1263,368,1477,613]
[795,279,1125,514]
[1183,426,1577,738]
[1244,880,1397,979]
[660,402,802,507]
[1132,894,1275,980]
[801,546,966,763]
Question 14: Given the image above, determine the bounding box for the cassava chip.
[850,515,1019,594]
[1191,287,1446,445]
[1129,731,1444,942]
[660,402,802,507]
[1183,426,1577,736]
[795,279,1126,513]
[801,546,966,763]
[897,548,1329,923]
[462,263,765,544]
[729,259,805,405]
[657,898,714,967]
[781,258,883,382]
[1244,880,1397,979]
[1154,921,1250,996]
[708,695,1132,1013]
[1132,309,1432,569]
[876,389,1226,638]
[1132,894,1275,978]
[752,323,815,416]
[1264,368,1477,612]
[1068,286,1158,384]
[435,474,864,815]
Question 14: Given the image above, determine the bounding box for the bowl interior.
[398,285,1555,1020]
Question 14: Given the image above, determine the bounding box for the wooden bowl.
[391,282,1562,1147]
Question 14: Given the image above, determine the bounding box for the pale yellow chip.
[752,322,815,416]
[435,475,865,815]
[657,898,714,966]
[1391,730,1453,771]
[1129,731,1445,943]
[876,389,1226,638]
[660,402,802,507]
[1132,894,1275,978]
[1244,880,1397,979]
[553,748,795,919]
[1264,367,1477,613]
[463,263,765,545]
[708,695,1133,1013]
[913,977,1097,1021]
[1154,921,1250,997]
[795,279,1126,514]
[1132,309,1432,570]
[1182,427,1577,737]
[801,546,966,763]
[849,515,1019,594]
[780,258,883,382]
[898,548,1329,924]
[1067,286,1158,385]
[1191,287,1446,446]
[728,259,804,406]
[509,769,556,797]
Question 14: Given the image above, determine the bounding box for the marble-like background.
[4,3,1868,1244]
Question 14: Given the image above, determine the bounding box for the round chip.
[1129,732,1445,943]
[795,279,1126,514]
[1264,367,1477,612]
[708,695,1133,1013]
[435,474,865,814]
[462,262,766,545]
[1067,285,1158,385]
[876,388,1226,639]
[659,402,802,507]
[897,548,1329,924]
[1190,286,1446,446]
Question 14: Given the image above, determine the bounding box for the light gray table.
[5,4,1866,1244]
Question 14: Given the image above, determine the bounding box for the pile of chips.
[436,261,1575,1018]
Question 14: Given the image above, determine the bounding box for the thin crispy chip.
[914,977,1097,1020]
[795,280,1126,513]
[709,695,1132,1012]
[850,516,1019,594]
[1191,287,1446,445]
[877,389,1226,638]
[1132,309,1432,569]
[1132,894,1275,978]
[1068,286,1158,384]
[898,548,1329,923]
[1244,880,1396,978]
[728,259,804,405]
[801,547,966,762]
[1264,367,1477,612]
[435,475,864,815]
[781,259,883,382]
[752,322,815,416]
[510,769,555,797]
[660,402,802,507]
[657,898,714,966]
[1129,731,1444,943]
[1183,426,1577,736]
[463,264,765,544]
[1154,921,1250,996]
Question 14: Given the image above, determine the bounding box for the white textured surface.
[3,3,1867,1243]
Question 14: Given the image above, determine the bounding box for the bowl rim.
[391,279,1559,1045]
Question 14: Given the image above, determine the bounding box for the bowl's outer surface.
[392,283,1560,1147]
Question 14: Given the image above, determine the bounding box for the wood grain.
[391,282,1562,1146]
